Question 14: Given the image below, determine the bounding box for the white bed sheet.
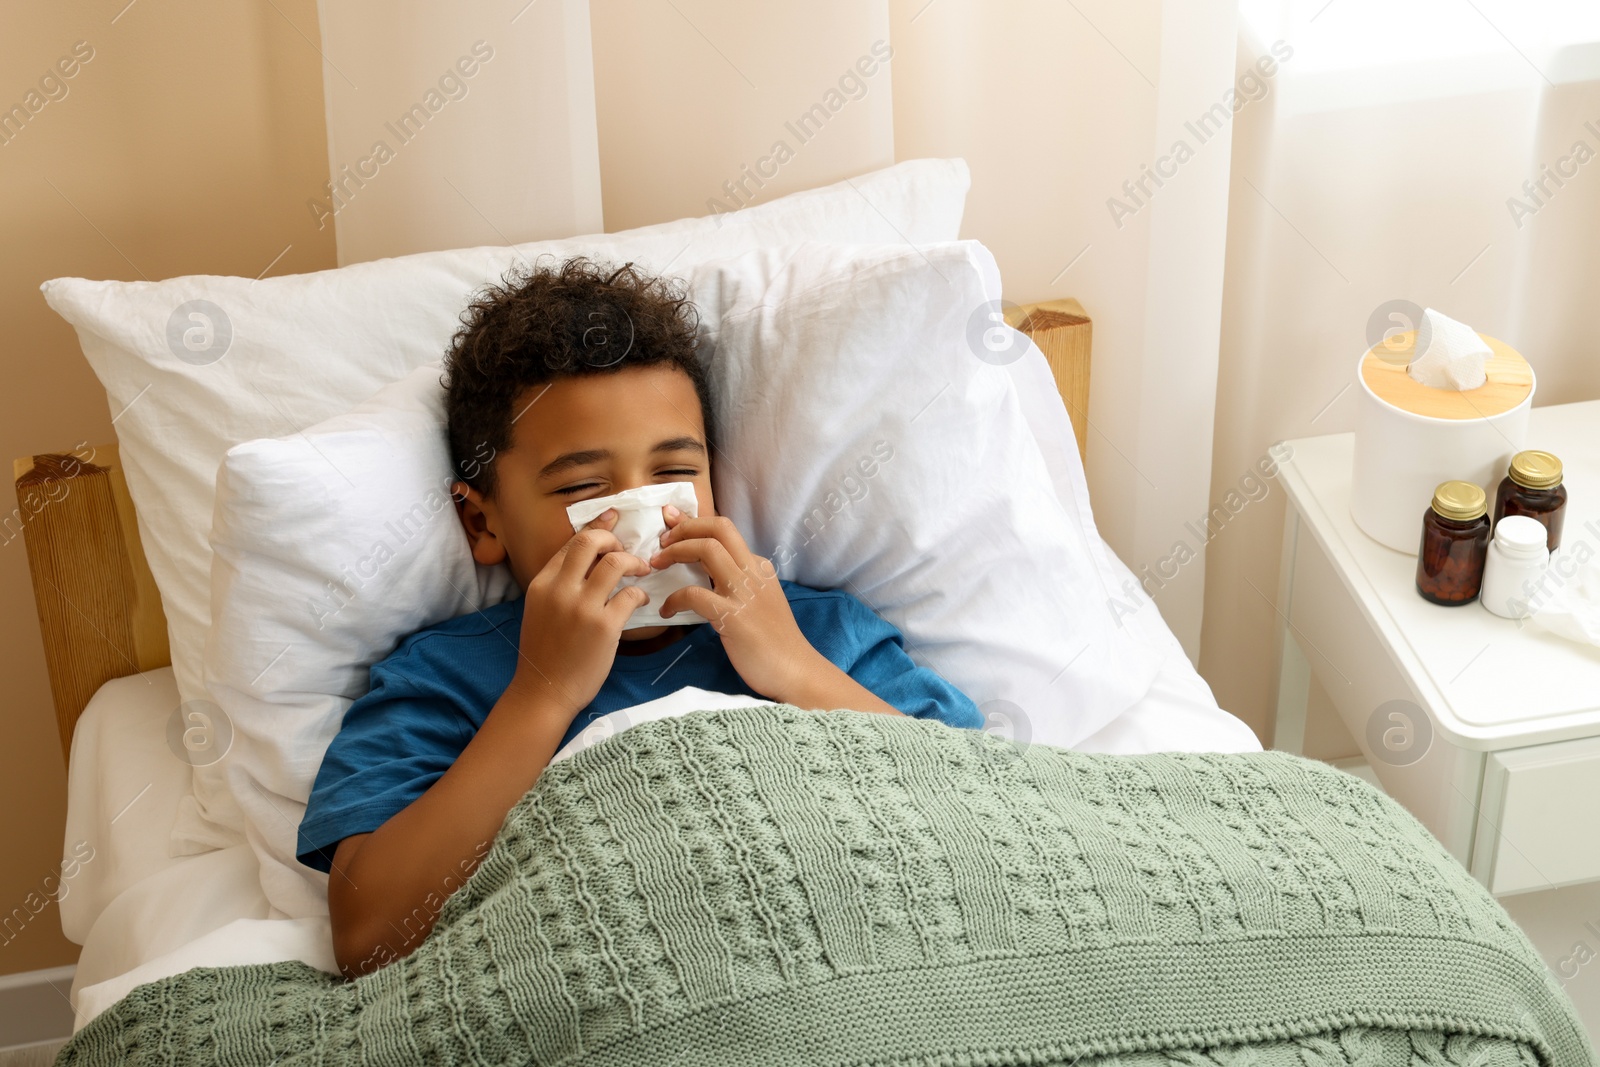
[60,557,1258,1033]
[59,667,193,946]
[59,668,338,1031]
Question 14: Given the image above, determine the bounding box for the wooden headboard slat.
[15,300,1089,766]
[1008,297,1091,462]
[13,443,171,764]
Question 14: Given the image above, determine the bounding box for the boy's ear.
[452,481,508,567]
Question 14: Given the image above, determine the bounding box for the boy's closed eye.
[554,467,701,498]
[538,431,707,501]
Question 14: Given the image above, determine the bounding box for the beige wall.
[0,2,335,975]
[590,0,894,231]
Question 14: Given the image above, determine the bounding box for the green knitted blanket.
[59,706,1593,1066]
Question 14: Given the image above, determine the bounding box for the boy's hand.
[652,508,827,702]
[332,511,648,978]
[505,509,652,718]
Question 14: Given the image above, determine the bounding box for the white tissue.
[1525,546,1600,648]
[1407,308,1491,390]
[565,482,713,628]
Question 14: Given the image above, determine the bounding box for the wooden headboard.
[13,442,171,762]
[14,299,1091,765]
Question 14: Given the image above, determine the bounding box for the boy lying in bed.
[295,257,982,979]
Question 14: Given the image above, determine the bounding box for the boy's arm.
[329,510,652,978]
[652,509,904,716]
[327,681,571,978]
[766,648,901,716]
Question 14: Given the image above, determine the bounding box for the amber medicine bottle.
[1493,449,1565,551]
[1416,481,1490,606]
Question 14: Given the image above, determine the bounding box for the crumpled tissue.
[566,482,712,628]
[1525,545,1600,648]
[1408,308,1491,390]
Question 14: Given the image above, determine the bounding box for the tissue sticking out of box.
[1407,308,1490,390]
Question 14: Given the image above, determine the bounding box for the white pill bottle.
[1480,514,1550,620]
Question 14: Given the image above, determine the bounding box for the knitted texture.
[58,706,1593,1066]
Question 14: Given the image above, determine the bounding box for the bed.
[18,277,1249,1031]
[16,161,1592,1064]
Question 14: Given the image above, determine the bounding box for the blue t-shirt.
[296,580,981,873]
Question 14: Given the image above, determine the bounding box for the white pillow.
[206,364,516,916]
[206,239,1161,918]
[687,240,1161,746]
[39,157,970,846]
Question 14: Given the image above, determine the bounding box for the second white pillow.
[205,364,518,916]
[687,240,1162,753]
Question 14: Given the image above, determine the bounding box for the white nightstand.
[1272,399,1600,897]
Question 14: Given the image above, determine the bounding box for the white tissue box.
[1350,329,1535,553]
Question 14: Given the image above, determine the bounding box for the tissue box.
[1350,330,1534,553]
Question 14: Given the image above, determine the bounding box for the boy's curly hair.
[442,256,713,499]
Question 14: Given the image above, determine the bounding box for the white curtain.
[1202,0,1600,740]
[316,0,603,265]
[888,0,1240,663]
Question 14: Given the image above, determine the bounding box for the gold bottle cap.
[1508,449,1562,490]
[1431,480,1487,522]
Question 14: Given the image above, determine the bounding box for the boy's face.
[452,363,715,641]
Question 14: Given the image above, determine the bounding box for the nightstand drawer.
[1472,734,1600,895]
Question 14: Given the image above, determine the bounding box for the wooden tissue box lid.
[1360,330,1532,421]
